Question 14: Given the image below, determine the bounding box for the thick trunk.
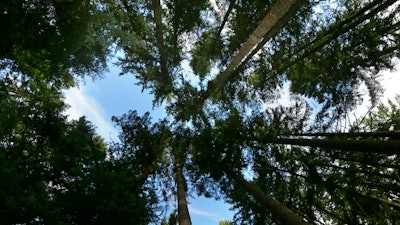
[226,170,310,225]
[270,138,400,155]
[199,0,307,103]
[231,0,307,79]
[176,163,192,225]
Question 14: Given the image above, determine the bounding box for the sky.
[64,59,400,224]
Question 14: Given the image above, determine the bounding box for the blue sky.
[64,58,400,224]
[64,65,235,224]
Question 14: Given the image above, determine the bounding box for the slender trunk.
[217,0,235,36]
[356,192,400,209]
[152,0,168,80]
[199,0,307,103]
[176,162,192,225]
[277,0,397,74]
[332,154,397,169]
[322,163,398,182]
[269,138,400,155]
[226,170,310,225]
[288,131,400,139]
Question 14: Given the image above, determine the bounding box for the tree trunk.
[152,0,168,80]
[226,170,310,225]
[288,131,400,139]
[217,0,235,36]
[199,0,307,103]
[176,162,192,225]
[270,138,400,155]
[277,0,397,74]
[231,0,307,79]
[356,192,400,209]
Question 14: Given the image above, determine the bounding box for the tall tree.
[0,75,156,224]
[199,0,307,104]
[175,162,192,225]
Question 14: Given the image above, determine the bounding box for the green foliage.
[356,95,400,132]
[166,0,210,34]
[0,68,155,224]
[0,0,112,84]
[274,1,398,115]
[219,220,233,225]
[190,31,223,78]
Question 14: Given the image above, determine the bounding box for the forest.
[1,0,400,224]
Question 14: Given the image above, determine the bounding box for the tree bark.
[226,170,310,225]
[270,138,400,155]
[199,0,307,103]
[152,0,168,80]
[176,162,192,225]
[231,0,307,79]
[288,131,400,139]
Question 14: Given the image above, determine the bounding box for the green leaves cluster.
[0,0,112,84]
[0,72,156,224]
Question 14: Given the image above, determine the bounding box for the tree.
[175,162,192,225]
[198,0,307,104]
[0,0,112,85]
[190,109,311,224]
[353,95,400,132]
[47,118,154,225]
[0,66,67,223]
[276,0,399,118]
[0,70,157,224]
[246,100,400,224]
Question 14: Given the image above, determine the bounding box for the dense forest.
[1,0,400,224]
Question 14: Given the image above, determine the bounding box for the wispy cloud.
[189,206,221,222]
[63,86,118,142]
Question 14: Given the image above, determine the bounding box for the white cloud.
[63,86,118,142]
[189,206,221,222]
